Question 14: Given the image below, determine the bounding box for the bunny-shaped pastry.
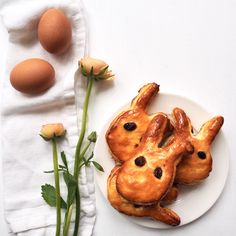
[171,108,224,184]
[116,113,193,205]
[108,166,180,226]
[106,83,178,204]
[106,83,164,163]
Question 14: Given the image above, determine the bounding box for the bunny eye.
[197,151,206,160]
[134,156,146,166]
[124,122,137,131]
[154,167,162,179]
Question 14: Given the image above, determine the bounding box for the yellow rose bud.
[40,123,66,140]
[79,57,114,80]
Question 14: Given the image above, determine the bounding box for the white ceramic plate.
[94,93,229,229]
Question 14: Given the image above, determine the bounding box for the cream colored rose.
[79,57,113,80]
[40,123,66,140]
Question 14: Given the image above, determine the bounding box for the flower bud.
[40,123,66,141]
[79,57,113,80]
[87,131,97,143]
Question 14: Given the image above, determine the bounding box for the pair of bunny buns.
[107,111,193,226]
[106,83,224,225]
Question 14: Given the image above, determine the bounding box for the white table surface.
[1,0,236,235]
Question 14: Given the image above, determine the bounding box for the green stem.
[63,194,72,236]
[52,139,61,236]
[74,76,94,178]
[81,142,91,159]
[77,142,91,170]
[73,76,94,236]
[74,187,80,236]
[63,204,73,236]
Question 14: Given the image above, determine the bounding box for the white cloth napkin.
[0,0,96,235]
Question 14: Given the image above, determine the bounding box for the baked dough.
[116,113,193,205]
[161,185,179,205]
[106,83,160,162]
[106,83,177,204]
[171,108,224,184]
[105,83,224,226]
[107,166,181,226]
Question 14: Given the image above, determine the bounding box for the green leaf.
[80,64,88,76]
[97,65,109,76]
[39,134,50,142]
[92,161,104,172]
[41,184,67,209]
[44,170,55,174]
[79,162,86,170]
[59,165,66,170]
[87,131,97,143]
[82,152,94,167]
[63,172,77,207]
[96,75,113,81]
[44,169,64,173]
[86,152,94,164]
[61,151,68,170]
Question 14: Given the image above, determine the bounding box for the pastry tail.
[150,205,180,226]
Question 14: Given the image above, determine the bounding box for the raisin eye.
[197,151,206,159]
[154,167,162,179]
[135,156,146,167]
[124,122,137,131]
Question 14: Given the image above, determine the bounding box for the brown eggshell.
[10,58,55,94]
[38,8,72,54]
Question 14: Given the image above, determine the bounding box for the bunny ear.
[172,108,192,133]
[141,113,169,147]
[197,116,224,144]
[131,83,159,111]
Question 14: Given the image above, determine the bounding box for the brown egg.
[38,8,72,54]
[10,58,55,94]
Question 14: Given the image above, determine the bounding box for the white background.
[0,0,236,235]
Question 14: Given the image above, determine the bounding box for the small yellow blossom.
[79,57,113,80]
[40,123,66,140]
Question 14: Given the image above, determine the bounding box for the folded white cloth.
[0,0,96,235]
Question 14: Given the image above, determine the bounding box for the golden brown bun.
[106,83,159,162]
[106,83,178,205]
[105,83,224,226]
[116,114,193,205]
[171,108,224,184]
[107,166,180,226]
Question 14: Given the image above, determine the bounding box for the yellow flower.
[40,123,66,140]
[79,57,113,80]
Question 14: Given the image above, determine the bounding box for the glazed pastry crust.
[171,108,224,184]
[105,83,224,226]
[105,83,177,204]
[107,166,181,226]
[106,83,159,162]
[161,185,179,205]
[116,113,193,205]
